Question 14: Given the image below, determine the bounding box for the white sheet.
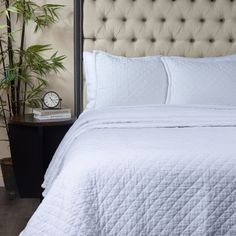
[21,105,236,235]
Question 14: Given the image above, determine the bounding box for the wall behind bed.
[27,0,74,110]
[0,0,74,186]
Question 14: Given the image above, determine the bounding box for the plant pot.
[0,158,17,200]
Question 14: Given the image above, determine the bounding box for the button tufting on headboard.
[199,18,205,23]
[83,0,236,57]
[189,38,195,43]
[219,18,225,23]
[111,37,117,42]
[102,17,107,22]
[151,38,156,43]
[141,17,147,22]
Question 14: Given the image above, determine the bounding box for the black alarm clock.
[41,91,62,110]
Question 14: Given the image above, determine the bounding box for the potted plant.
[0,0,65,198]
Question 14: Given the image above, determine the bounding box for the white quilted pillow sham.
[83,52,96,110]
[83,51,168,109]
[162,56,236,106]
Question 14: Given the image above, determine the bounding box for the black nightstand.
[8,115,76,198]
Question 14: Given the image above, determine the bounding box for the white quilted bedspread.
[21,105,236,236]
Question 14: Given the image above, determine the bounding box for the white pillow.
[83,52,96,110]
[162,56,236,106]
[83,51,168,109]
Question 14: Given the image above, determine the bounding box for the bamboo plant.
[0,0,65,137]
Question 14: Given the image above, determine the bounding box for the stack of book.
[33,108,71,120]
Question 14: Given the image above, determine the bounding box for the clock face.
[43,91,60,108]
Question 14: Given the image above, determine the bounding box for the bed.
[21,0,236,235]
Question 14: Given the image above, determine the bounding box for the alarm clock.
[41,91,62,110]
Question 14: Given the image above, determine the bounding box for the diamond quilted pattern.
[21,106,236,236]
[163,58,236,106]
[95,51,168,109]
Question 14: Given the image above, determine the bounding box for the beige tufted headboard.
[74,0,236,115]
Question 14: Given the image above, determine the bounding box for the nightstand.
[8,115,76,198]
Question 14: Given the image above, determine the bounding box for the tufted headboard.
[74,0,236,115]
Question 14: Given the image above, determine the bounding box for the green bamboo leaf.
[5,10,9,19]
[0,25,7,30]
[6,6,19,13]
[43,4,65,8]
[26,44,52,53]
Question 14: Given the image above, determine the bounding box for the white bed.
[21,105,236,235]
[21,0,236,235]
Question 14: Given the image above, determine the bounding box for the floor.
[0,188,40,236]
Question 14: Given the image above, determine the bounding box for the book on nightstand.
[33,108,72,120]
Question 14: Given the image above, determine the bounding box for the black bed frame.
[74,0,83,117]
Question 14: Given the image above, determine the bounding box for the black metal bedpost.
[74,0,83,117]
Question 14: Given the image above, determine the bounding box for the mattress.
[21,105,236,236]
